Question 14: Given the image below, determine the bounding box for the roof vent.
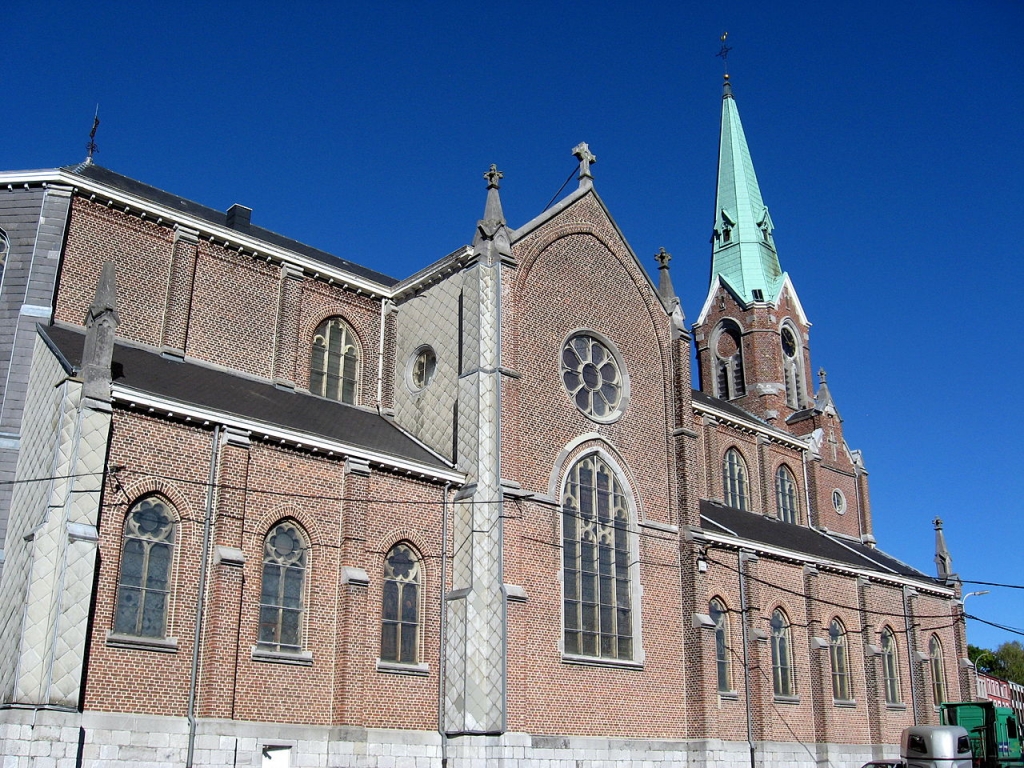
[751,289,764,302]
[226,204,252,232]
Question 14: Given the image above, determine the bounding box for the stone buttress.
[444,167,511,734]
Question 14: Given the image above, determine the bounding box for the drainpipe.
[739,550,758,768]
[376,299,392,408]
[801,449,813,528]
[187,425,221,767]
[438,482,451,767]
[903,586,920,724]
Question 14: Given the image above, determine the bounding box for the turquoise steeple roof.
[711,76,786,304]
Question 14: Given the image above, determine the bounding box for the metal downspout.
[438,482,451,766]
[376,299,391,407]
[801,449,813,527]
[905,589,921,729]
[186,425,220,767]
[739,550,757,768]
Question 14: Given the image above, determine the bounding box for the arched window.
[723,448,749,511]
[0,227,9,270]
[929,635,947,706]
[710,598,731,692]
[310,317,360,403]
[829,618,852,701]
[780,324,804,410]
[775,464,799,524]
[713,320,745,400]
[562,453,634,660]
[881,627,902,704]
[258,520,308,653]
[380,543,421,664]
[114,496,176,637]
[771,609,795,697]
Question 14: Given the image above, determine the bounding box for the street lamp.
[962,590,990,607]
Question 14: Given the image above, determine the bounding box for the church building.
[0,75,972,767]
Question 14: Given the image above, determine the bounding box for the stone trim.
[375,659,429,676]
[105,631,179,653]
[250,646,313,666]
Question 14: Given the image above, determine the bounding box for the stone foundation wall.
[0,708,899,768]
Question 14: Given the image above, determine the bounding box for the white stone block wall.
[0,709,899,768]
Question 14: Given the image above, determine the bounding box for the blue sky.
[5,1,1022,651]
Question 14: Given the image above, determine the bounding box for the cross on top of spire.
[655,247,672,269]
[716,32,732,74]
[484,164,503,189]
[572,142,596,180]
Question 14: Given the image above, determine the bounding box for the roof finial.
[86,105,100,164]
[933,516,956,582]
[818,367,828,385]
[484,163,503,190]
[572,142,596,183]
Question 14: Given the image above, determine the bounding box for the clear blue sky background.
[5,1,1022,651]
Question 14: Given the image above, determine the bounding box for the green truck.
[940,701,1023,768]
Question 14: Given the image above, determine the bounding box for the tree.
[969,641,1024,685]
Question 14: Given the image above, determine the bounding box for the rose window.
[561,334,624,421]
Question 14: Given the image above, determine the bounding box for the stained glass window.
[561,334,623,421]
[258,521,308,653]
[380,543,421,663]
[771,609,795,697]
[562,454,633,660]
[114,497,175,637]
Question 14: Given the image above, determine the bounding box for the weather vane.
[716,32,732,75]
[86,105,100,162]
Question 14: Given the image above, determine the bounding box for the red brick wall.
[85,410,449,728]
[57,198,389,407]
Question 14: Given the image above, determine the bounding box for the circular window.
[408,346,437,391]
[561,333,626,421]
[832,489,847,515]
[781,327,797,358]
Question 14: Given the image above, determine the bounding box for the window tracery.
[380,543,421,664]
[562,453,634,660]
[310,317,360,403]
[258,520,308,653]
[114,496,175,638]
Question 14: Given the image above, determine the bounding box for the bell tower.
[693,74,814,426]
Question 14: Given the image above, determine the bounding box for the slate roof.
[691,389,801,444]
[700,499,933,582]
[42,324,453,473]
[63,163,399,287]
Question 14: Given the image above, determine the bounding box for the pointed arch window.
[775,465,799,524]
[771,609,795,697]
[562,453,635,661]
[114,496,176,637]
[929,635,947,706]
[710,598,732,692]
[881,627,902,704]
[781,324,804,410]
[723,448,749,511]
[310,317,360,403]
[380,543,421,664]
[258,520,308,653]
[713,321,745,400]
[829,619,853,701]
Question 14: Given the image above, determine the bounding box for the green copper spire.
[711,75,786,304]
